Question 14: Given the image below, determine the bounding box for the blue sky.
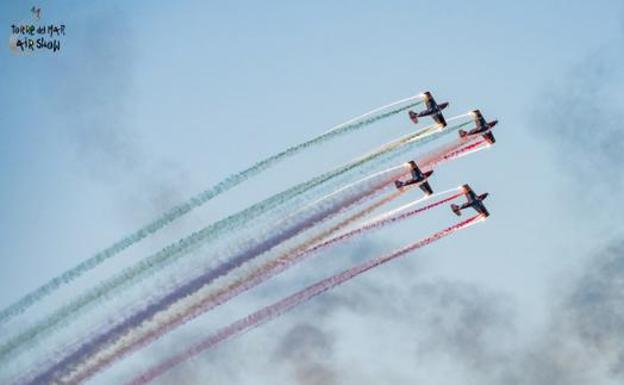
[1,1,624,384]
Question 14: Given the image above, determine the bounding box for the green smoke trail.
[0,98,422,326]
[0,118,470,364]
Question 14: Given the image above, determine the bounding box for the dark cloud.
[520,27,624,381]
[129,237,624,385]
[276,323,333,362]
[290,260,515,384]
[139,242,515,385]
[274,240,624,385]
[409,282,513,372]
[560,241,624,376]
[50,6,191,216]
[275,323,338,385]
[532,38,624,189]
[54,6,142,181]
[494,240,624,385]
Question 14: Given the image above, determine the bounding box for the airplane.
[458,109,498,144]
[408,91,449,128]
[451,184,490,217]
[394,161,434,195]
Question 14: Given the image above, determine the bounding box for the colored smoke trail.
[0,116,470,365]
[301,191,464,251]
[47,191,458,385]
[363,187,461,224]
[125,215,484,385]
[439,139,489,163]
[21,167,407,385]
[41,192,404,385]
[0,96,423,326]
[317,95,423,136]
[366,113,470,159]
[26,131,482,383]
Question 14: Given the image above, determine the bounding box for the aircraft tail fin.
[451,204,462,216]
[394,180,403,189]
[458,129,467,138]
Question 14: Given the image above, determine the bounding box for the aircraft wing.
[483,131,496,144]
[409,161,423,179]
[419,181,433,195]
[471,110,486,128]
[462,185,478,201]
[423,93,434,110]
[476,112,488,129]
[475,203,490,217]
[433,113,447,127]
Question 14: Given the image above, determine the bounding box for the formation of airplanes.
[397,91,496,218]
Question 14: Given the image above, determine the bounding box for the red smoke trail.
[47,192,404,385]
[416,137,469,169]
[375,137,480,191]
[22,167,408,385]
[24,139,483,385]
[125,214,483,385]
[84,192,457,373]
[434,139,489,166]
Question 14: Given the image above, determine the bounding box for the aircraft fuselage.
[417,102,449,117]
[466,120,498,136]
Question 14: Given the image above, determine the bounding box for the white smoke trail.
[0,115,472,368]
[124,215,485,385]
[0,95,423,326]
[19,165,410,385]
[23,132,482,384]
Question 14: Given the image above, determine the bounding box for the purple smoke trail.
[60,191,455,384]
[22,167,405,385]
[21,134,486,385]
[126,214,484,385]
